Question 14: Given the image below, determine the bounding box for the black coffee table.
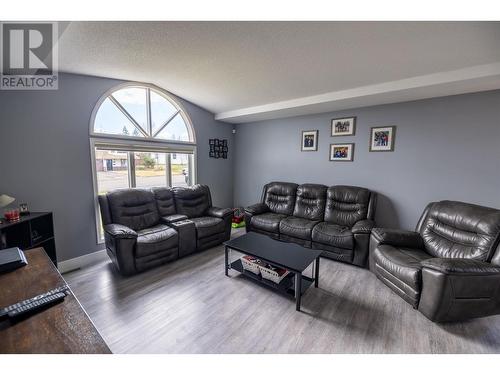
[224,232,322,311]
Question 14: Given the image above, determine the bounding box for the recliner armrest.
[371,228,424,249]
[419,257,500,322]
[161,214,188,224]
[207,206,232,218]
[104,224,138,239]
[352,219,375,234]
[245,203,269,215]
[421,258,500,275]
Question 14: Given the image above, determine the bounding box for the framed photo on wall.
[329,143,354,161]
[331,117,356,136]
[301,130,318,151]
[369,126,396,152]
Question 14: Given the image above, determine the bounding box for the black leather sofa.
[370,200,500,322]
[245,182,377,267]
[98,184,232,276]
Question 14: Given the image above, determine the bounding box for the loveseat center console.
[168,219,196,258]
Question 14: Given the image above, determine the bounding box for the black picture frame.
[301,130,318,152]
[331,117,356,136]
[369,126,396,152]
[329,143,355,162]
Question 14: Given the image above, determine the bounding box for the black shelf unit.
[0,212,57,266]
[230,259,313,297]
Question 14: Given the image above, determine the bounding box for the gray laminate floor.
[64,229,500,354]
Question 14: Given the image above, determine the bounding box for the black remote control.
[0,286,70,320]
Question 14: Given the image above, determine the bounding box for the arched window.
[90,83,196,242]
[92,85,194,142]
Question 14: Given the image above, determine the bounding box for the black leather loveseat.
[98,184,232,276]
[370,200,500,322]
[244,182,377,267]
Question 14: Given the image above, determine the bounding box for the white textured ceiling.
[57,21,500,123]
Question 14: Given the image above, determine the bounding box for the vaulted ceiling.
[57,21,500,123]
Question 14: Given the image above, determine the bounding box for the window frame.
[90,82,197,245]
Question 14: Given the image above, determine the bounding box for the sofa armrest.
[206,206,232,242]
[161,214,188,224]
[207,206,232,218]
[418,258,500,322]
[103,224,137,276]
[244,203,269,234]
[370,228,424,249]
[351,220,375,267]
[245,203,269,215]
[104,224,138,239]
[421,258,500,275]
[352,219,375,234]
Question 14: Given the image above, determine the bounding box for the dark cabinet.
[0,212,57,266]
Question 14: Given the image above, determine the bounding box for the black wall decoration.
[209,139,228,159]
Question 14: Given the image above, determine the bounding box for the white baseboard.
[59,249,108,274]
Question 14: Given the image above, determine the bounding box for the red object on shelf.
[4,209,20,222]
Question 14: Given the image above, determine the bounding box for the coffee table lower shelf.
[229,259,314,298]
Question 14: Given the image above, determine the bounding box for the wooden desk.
[0,248,111,353]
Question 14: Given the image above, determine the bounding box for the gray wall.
[0,73,234,262]
[234,90,500,230]
[2,73,500,262]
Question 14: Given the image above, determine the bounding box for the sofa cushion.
[263,182,298,215]
[107,189,160,231]
[191,216,225,238]
[250,213,287,234]
[418,200,500,261]
[173,184,211,218]
[136,224,178,258]
[280,216,319,240]
[312,222,354,249]
[151,187,176,216]
[293,184,327,221]
[324,186,371,227]
[372,245,432,307]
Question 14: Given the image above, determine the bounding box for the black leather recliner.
[99,184,232,276]
[245,182,377,267]
[370,200,500,322]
